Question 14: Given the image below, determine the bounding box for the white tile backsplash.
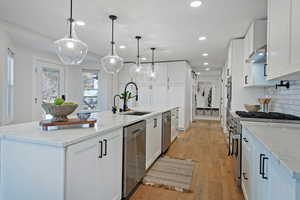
[266,80,300,116]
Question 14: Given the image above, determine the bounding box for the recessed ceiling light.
[205,67,210,71]
[202,53,208,57]
[75,21,85,26]
[141,57,147,61]
[196,72,201,75]
[190,1,202,8]
[119,45,126,49]
[203,62,209,66]
[198,36,207,41]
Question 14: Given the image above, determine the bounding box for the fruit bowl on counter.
[42,98,78,122]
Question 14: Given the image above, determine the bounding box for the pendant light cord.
[136,36,141,65]
[69,0,73,38]
[109,15,117,55]
[151,47,155,72]
[111,18,115,55]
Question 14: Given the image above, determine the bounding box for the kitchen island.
[0,106,179,200]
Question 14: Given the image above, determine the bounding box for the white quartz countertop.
[241,121,300,179]
[0,105,178,148]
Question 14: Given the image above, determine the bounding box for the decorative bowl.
[42,102,78,122]
[244,104,261,112]
[77,112,91,121]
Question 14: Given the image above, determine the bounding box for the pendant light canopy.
[54,0,88,65]
[148,47,156,79]
[101,15,124,74]
[130,36,146,76]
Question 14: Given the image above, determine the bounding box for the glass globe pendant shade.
[54,21,88,65]
[101,44,124,74]
[130,61,147,78]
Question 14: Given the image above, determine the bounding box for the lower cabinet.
[146,114,162,169]
[66,129,123,200]
[242,127,298,200]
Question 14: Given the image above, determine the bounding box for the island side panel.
[1,139,65,200]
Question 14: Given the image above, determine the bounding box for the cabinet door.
[167,62,186,84]
[146,115,162,169]
[267,0,300,80]
[152,85,168,105]
[168,86,185,129]
[267,0,290,79]
[268,156,296,200]
[241,130,253,200]
[100,129,123,200]
[290,0,300,67]
[252,140,270,200]
[66,136,102,200]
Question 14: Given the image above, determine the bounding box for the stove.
[235,111,300,120]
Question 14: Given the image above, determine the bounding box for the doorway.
[32,59,65,121]
[194,80,221,120]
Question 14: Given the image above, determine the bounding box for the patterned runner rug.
[143,157,196,192]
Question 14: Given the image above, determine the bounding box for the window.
[82,70,99,110]
[41,67,61,103]
[4,48,14,124]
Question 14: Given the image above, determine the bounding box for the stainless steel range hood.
[246,45,267,64]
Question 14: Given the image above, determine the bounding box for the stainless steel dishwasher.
[162,111,171,153]
[123,120,146,199]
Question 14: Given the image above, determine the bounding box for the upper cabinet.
[243,19,277,87]
[267,0,300,80]
[244,20,267,60]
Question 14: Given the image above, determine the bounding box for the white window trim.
[3,48,15,125]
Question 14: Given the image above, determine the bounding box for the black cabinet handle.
[242,172,248,180]
[262,157,269,179]
[99,141,103,158]
[245,75,248,85]
[243,137,248,143]
[154,118,157,128]
[103,139,108,156]
[259,154,265,175]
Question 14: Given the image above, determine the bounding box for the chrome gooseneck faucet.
[123,82,138,112]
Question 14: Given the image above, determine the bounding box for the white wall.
[13,44,60,124]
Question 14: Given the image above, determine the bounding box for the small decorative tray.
[40,119,97,131]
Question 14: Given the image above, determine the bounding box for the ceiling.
[0,0,267,68]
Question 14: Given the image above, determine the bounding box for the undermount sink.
[121,111,151,116]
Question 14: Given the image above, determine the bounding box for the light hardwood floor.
[130,120,244,200]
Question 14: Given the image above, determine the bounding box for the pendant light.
[147,47,156,79]
[101,15,124,74]
[130,36,146,77]
[54,0,88,65]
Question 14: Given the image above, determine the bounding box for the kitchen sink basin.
[121,111,151,116]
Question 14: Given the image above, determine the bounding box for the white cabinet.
[66,129,123,200]
[244,20,267,59]
[241,129,254,200]
[267,0,300,80]
[252,136,270,200]
[171,108,179,142]
[268,156,296,200]
[242,19,277,88]
[242,127,299,200]
[118,61,192,131]
[146,114,162,169]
